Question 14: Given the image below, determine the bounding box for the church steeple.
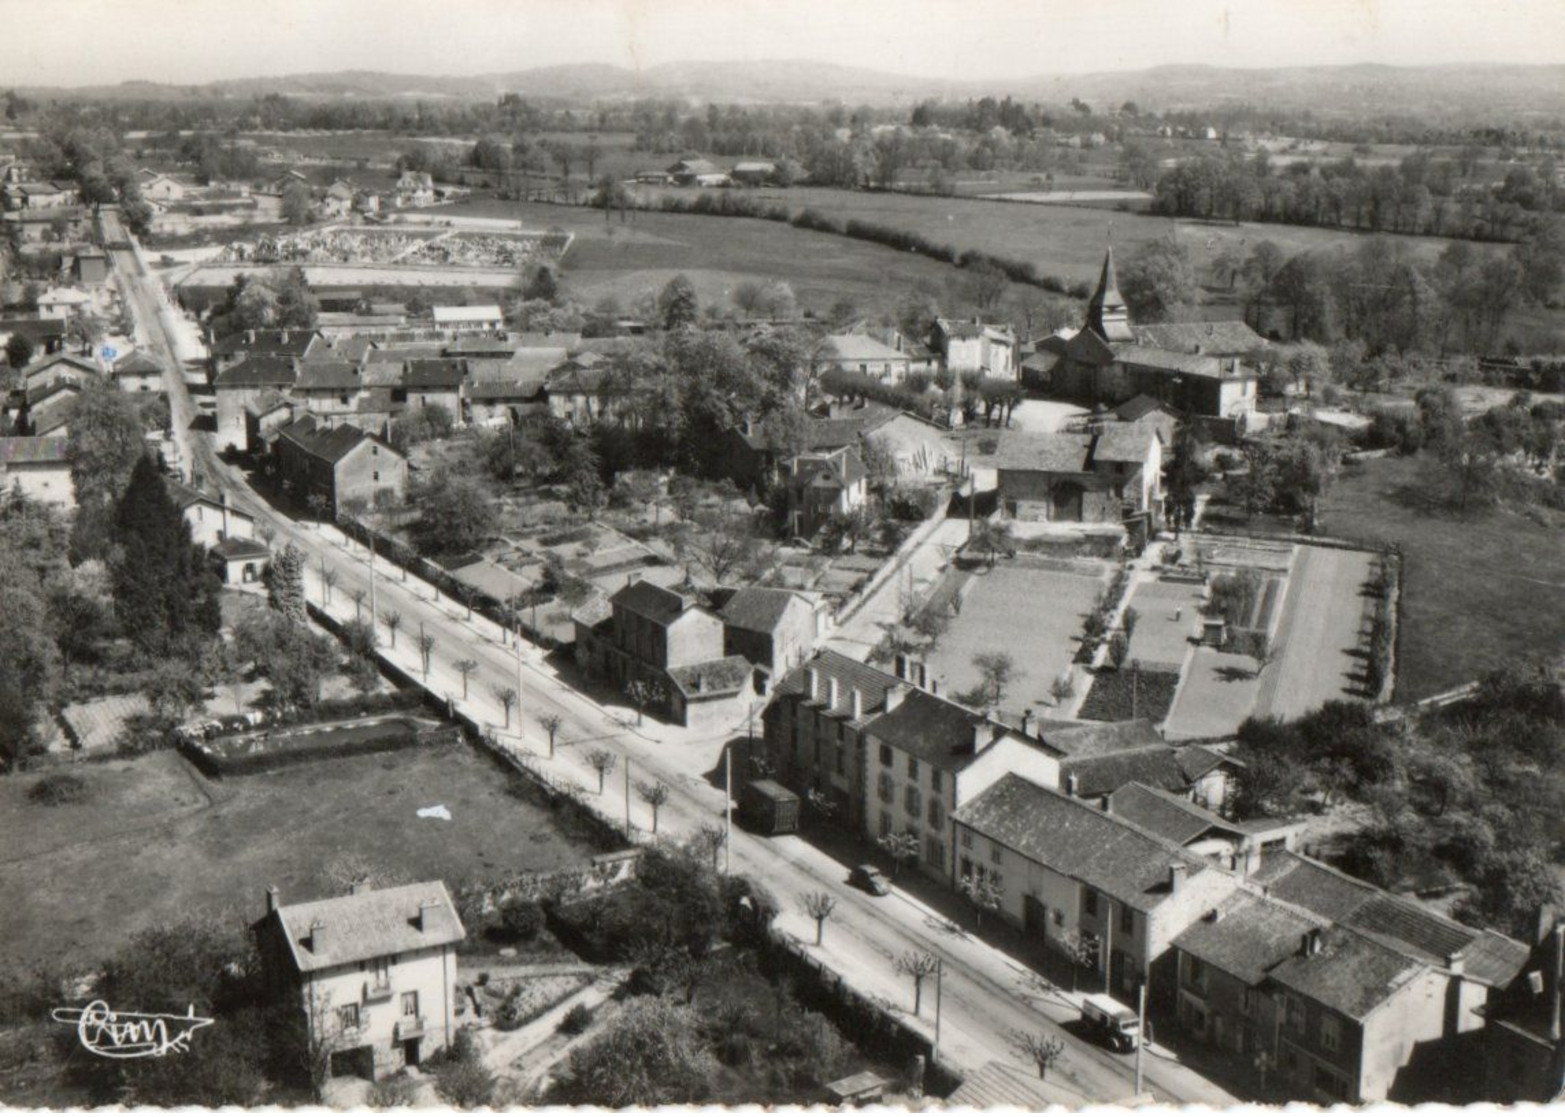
[1086,247,1133,342]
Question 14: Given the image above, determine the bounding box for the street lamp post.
[724,745,733,875]
[1135,980,1147,1096]
[932,957,944,1064]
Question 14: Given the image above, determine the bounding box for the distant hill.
[16,60,1565,119]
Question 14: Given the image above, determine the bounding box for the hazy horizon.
[1,0,1561,90]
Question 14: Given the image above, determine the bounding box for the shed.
[824,1070,888,1106]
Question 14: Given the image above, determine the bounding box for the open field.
[923,560,1109,710]
[1254,545,1378,720]
[435,197,1038,316]
[1316,454,1565,702]
[0,740,605,977]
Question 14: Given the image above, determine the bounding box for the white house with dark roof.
[715,585,826,682]
[166,479,256,549]
[253,881,465,1081]
[0,436,73,508]
[814,334,913,384]
[111,351,165,394]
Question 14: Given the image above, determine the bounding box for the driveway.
[1256,545,1377,720]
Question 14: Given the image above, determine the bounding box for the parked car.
[1080,993,1140,1053]
[850,864,891,896]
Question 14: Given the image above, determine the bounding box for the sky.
[1,0,1561,87]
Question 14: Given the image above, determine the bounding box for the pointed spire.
[1091,247,1122,311]
[1085,246,1133,342]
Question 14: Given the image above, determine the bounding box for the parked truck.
[739,779,800,835]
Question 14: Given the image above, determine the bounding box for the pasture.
[1316,453,1565,702]
[0,740,605,977]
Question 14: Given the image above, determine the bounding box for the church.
[1029,249,1263,419]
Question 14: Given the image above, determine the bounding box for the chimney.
[350,880,370,896]
[1065,772,1079,797]
[884,684,907,713]
[1020,708,1035,738]
[309,919,328,954]
[265,885,281,914]
[971,720,990,752]
[1204,907,1224,924]
[1168,862,1186,894]
[1446,951,1465,976]
[627,570,640,585]
[827,676,840,710]
[417,899,440,933]
[929,679,938,695]
[807,666,821,700]
[850,687,863,720]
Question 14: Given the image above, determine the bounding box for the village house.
[215,354,303,452]
[35,287,91,321]
[1478,919,1565,1103]
[666,157,722,186]
[952,773,1244,1008]
[1,180,80,210]
[18,378,82,437]
[253,881,465,1081]
[1047,720,1239,812]
[292,358,366,416]
[1104,782,1305,875]
[431,305,503,334]
[545,353,631,426]
[167,479,256,548]
[210,537,271,585]
[0,436,73,508]
[393,171,435,208]
[138,170,193,203]
[401,358,466,415]
[1172,853,1529,1104]
[782,445,868,538]
[986,421,1163,526]
[572,579,756,728]
[814,333,913,384]
[273,415,407,516]
[712,585,826,684]
[934,317,1016,379]
[111,351,165,394]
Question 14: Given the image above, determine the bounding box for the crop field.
[0,741,605,977]
[436,197,1036,315]
[1316,454,1565,701]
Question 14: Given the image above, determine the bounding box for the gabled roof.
[277,416,398,466]
[1133,321,1265,357]
[863,687,994,773]
[294,359,361,391]
[211,537,270,561]
[113,351,164,376]
[468,378,546,402]
[22,352,99,380]
[1266,926,1426,1021]
[719,586,810,635]
[215,354,298,388]
[1112,345,1223,379]
[953,774,1225,913]
[264,881,465,974]
[792,446,867,490]
[818,334,909,364]
[211,329,319,359]
[988,431,1095,474]
[403,358,466,389]
[1061,745,1233,800]
[1108,783,1235,846]
[1114,394,1177,423]
[666,655,752,700]
[1173,894,1327,985]
[1043,718,1164,758]
[1092,423,1160,463]
[773,649,900,724]
[610,580,696,626]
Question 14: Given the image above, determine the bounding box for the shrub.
[367,1074,419,1107]
[559,1003,595,1036]
[28,772,89,806]
[500,898,545,942]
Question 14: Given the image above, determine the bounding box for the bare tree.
[319,564,338,606]
[973,651,1017,709]
[1010,1030,1066,1080]
[350,588,368,623]
[624,678,663,726]
[801,890,837,946]
[491,684,518,728]
[878,831,920,880]
[454,658,479,699]
[536,713,564,758]
[690,822,726,872]
[587,748,617,794]
[416,625,436,679]
[1050,672,1076,707]
[894,950,940,1016]
[382,609,403,648]
[637,780,670,833]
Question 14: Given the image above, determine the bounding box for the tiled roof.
[1108,783,1231,846]
[211,537,270,561]
[404,358,466,389]
[468,379,546,402]
[988,431,1095,473]
[277,416,395,465]
[443,338,517,357]
[1133,321,1265,357]
[22,352,98,380]
[215,354,298,388]
[212,329,319,359]
[1253,852,1527,987]
[818,334,908,364]
[569,593,614,630]
[1177,745,1235,782]
[946,1061,1057,1109]
[0,436,69,465]
[1112,345,1223,378]
[294,359,361,391]
[773,649,900,721]
[1044,719,1164,758]
[243,389,293,418]
[1092,424,1159,464]
[610,580,693,626]
[666,655,753,699]
[793,446,867,490]
[1174,894,1326,985]
[1061,747,1200,799]
[1266,926,1426,1021]
[267,881,465,974]
[719,586,807,635]
[864,687,993,773]
[1114,394,1174,422]
[113,351,164,376]
[953,774,1223,912]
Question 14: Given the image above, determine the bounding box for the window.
[989,871,1003,891]
[338,1004,360,1031]
[834,747,845,776]
[1313,1063,1351,1101]
[401,992,419,1018]
[960,856,973,879]
[1320,1015,1341,1053]
[928,800,943,829]
[879,811,892,837]
[879,744,892,767]
[990,842,1003,865]
[1120,905,1134,936]
[925,837,945,869]
[904,786,921,817]
[877,772,894,804]
[372,471,380,481]
[371,445,378,456]
[372,957,390,985]
[930,768,942,793]
[1083,888,1099,917]
[960,830,973,849]
[1052,908,1065,928]
[907,756,919,779]
[1286,995,1306,1035]
[1188,955,1206,990]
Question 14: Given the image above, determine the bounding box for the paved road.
[1256,546,1375,721]
[109,232,1239,1107]
[825,518,969,660]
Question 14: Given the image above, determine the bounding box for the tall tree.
[268,542,307,622]
[111,456,220,654]
[67,380,147,560]
[658,274,700,331]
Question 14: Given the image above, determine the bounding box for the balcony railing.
[394,1015,427,1042]
[363,978,394,1002]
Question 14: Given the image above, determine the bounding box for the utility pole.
[513,615,525,735]
[724,744,733,875]
[1135,981,1147,1096]
[624,756,632,834]
[933,957,944,1064]
[367,532,377,635]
